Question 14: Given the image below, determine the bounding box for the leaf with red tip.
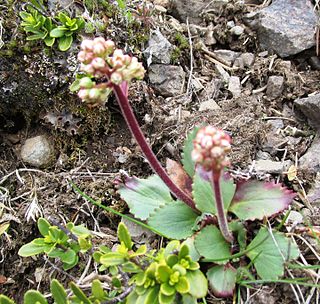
[229,181,296,221]
[118,175,173,220]
[166,158,193,197]
[207,264,237,298]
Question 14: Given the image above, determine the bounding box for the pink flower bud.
[110,71,123,84]
[93,42,106,56]
[92,57,106,69]
[89,88,100,100]
[81,63,95,75]
[192,126,231,172]
[77,51,86,62]
[78,89,89,100]
[81,39,94,51]
[104,40,115,54]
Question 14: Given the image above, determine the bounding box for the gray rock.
[256,150,272,160]
[230,25,244,36]
[254,0,317,57]
[267,119,284,131]
[121,217,155,243]
[215,65,230,83]
[199,99,221,111]
[20,135,54,167]
[254,159,291,174]
[299,136,320,173]
[143,30,174,65]
[307,173,320,204]
[148,64,186,97]
[228,76,241,98]
[285,211,303,224]
[241,52,255,67]
[213,49,240,66]
[170,0,228,24]
[266,76,284,99]
[294,94,320,129]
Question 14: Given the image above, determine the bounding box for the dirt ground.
[0,0,320,303]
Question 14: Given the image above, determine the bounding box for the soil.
[0,0,319,303]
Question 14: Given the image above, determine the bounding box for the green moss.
[170,47,182,64]
[174,32,189,50]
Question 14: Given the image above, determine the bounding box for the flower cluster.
[77,37,145,105]
[192,126,231,172]
[78,37,145,82]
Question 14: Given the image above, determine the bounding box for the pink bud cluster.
[77,37,145,83]
[192,126,231,172]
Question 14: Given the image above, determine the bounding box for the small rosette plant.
[118,126,299,297]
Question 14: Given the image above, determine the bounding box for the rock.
[228,76,241,98]
[266,76,284,99]
[294,94,320,129]
[309,56,320,70]
[307,173,320,204]
[299,135,320,173]
[121,217,155,243]
[20,135,54,168]
[256,150,272,160]
[215,65,230,83]
[254,0,317,57]
[213,49,240,66]
[204,24,217,46]
[198,99,221,111]
[254,159,291,174]
[241,52,255,67]
[230,25,244,36]
[285,211,303,224]
[143,30,174,65]
[153,0,170,8]
[148,64,186,97]
[267,119,284,131]
[170,0,228,24]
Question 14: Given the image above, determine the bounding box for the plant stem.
[211,171,233,243]
[113,84,196,210]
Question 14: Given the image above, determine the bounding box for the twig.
[186,18,194,96]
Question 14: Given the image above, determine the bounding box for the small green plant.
[18,218,92,270]
[50,12,85,51]
[19,1,84,51]
[1,222,206,303]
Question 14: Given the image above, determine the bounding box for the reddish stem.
[113,84,196,210]
[211,171,233,243]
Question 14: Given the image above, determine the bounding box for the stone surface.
[307,173,320,204]
[215,65,230,83]
[254,0,317,57]
[228,76,241,98]
[230,25,244,36]
[266,76,284,99]
[143,30,174,65]
[294,94,320,129]
[170,0,228,24]
[299,135,320,174]
[20,135,54,167]
[198,99,221,111]
[148,64,186,97]
[254,159,291,174]
[213,49,240,66]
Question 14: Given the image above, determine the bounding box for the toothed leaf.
[118,175,173,220]
[246,227,300,280]
[193,171,236,214]
[229,181,296,220]
[207,264,236,298]
[194,225,231,263]
[181,127,199,177]
[148,201,198,240]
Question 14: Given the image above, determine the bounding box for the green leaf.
[207,264,236,297]
[50,27,67,38]
[58,35,73,51]
[69,79,81,92]
[181,294,197,304]
[185,270,208,298]
[148,201,198,240]
[159,292,175,304]
[0,295,15,304]
[0,222,9,236]
[60,249,77,264]
[91,280,105,300]
[160,283,175,296]
[122,261,141,273]
[37,218,50,237]
[229,221,246,251]
[175,276,190,294]
[71,224,91,238]
[194,225,231,263]
[63,255,79,270]
[193,171,235,214]
[70,282,91,304]
[181,127,199,177]
[26,32,47,40]
[100,252,127,266]
[44,36,55,47]
[24,290,48,304]
[18,239,51,256]
[246,227,299,280]
[156,265,171,283]
[117,222,132,250]
[50,279,67,304]
[229,181,296,221]
[118,175,173,220]
[182,238,200,262]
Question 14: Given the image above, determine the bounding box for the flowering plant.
[74,38,300,297]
